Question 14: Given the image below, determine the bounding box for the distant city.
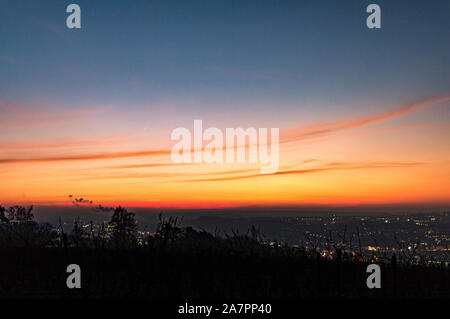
[44,208,449,265]
[187,213,450,264]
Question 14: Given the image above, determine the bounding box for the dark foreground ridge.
[0,205,448,298]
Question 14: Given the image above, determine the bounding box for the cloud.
[0,95,447,165]
[105,162,194,169]
[94,204,115,212]
[180,161,425,182]
[0,150,170,164]
[0,132,152,150]
[71,197,93,207]
[0,99,104,130]
[280,95,450,143]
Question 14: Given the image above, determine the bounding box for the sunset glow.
[1,1,449,210]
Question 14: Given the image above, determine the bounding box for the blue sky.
[1,0,448,115]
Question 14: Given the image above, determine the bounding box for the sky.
[0,0,449,209]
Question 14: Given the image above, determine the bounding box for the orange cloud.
[0,150,170,164]
[281,95,450,143]
[1,96,447,168]
[0,132,152,150]
[105,162,194,169]
[180,161,425,182]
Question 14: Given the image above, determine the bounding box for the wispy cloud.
[180,161,425,182]
[0,150,170,164]
[1,96,447,165]
[0,132,152,150]
[105,162,194,169]
[0,100,104,130]
[280,95,450,143]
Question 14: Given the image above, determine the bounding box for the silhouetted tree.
[70,217,86,248]
[108,206,137,247]
[0,206,9,223]
[0,206,56,247]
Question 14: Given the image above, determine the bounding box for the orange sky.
[1,96,450,209]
